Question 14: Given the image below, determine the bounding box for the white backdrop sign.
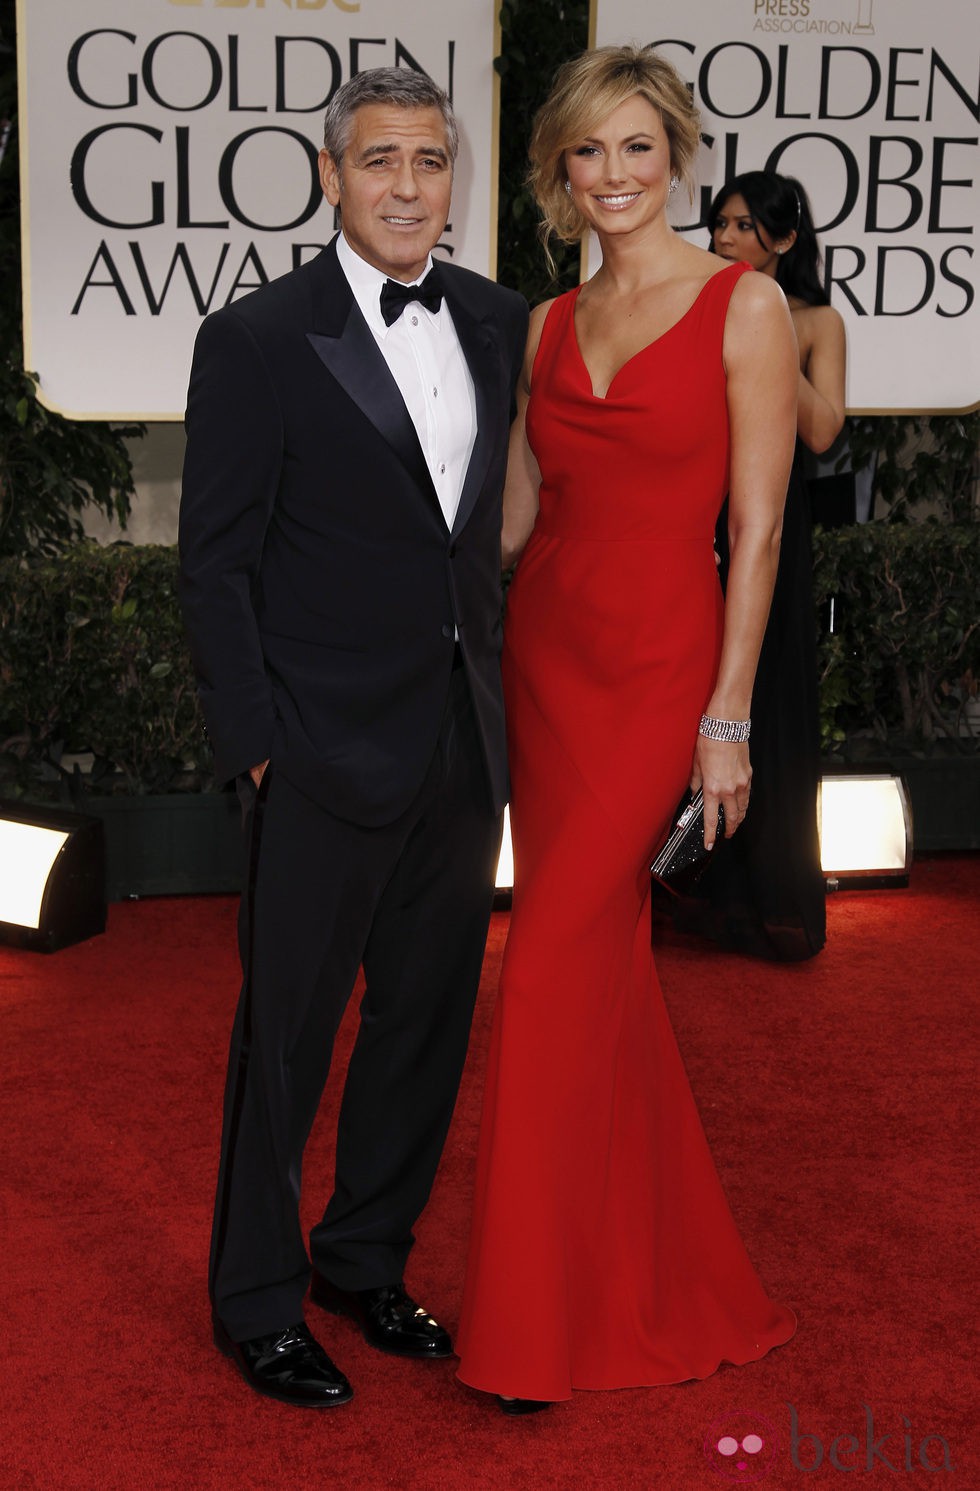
[591,0,979,411]
[17,0,499,419]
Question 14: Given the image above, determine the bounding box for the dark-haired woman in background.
[675,170,845,961]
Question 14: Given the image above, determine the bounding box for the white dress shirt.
[335,233,477,532]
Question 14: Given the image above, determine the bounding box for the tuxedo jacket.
[179,237,528,827]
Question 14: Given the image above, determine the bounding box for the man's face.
[319,103,453,283]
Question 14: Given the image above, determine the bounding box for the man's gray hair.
[323,68,459,166]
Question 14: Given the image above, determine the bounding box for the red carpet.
[2,857,977,1488]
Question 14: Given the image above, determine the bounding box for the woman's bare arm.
[796,303,846,454]
[500,300,551,571]
[692,271,798,846]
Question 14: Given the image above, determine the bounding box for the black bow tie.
[379,267,444,326]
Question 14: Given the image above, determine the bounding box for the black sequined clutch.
[650,790,725,895]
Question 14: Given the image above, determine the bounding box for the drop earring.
[668,175,679,194]
[565,180,572,195]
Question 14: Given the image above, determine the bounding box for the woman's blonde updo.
[529,45,701,262]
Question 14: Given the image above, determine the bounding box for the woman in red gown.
[455,46,799,1411]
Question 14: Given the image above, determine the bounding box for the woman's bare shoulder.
[727,264,788,317]
[529,295,560,332]
[724,269,797,372]
[520,296,561,391]
[793,299,845,333]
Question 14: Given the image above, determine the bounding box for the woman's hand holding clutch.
[690,736,752,849]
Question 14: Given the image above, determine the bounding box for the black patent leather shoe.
[213,1316,353,1407]
[496,1395,552,1416]
[309,1272,453,1359]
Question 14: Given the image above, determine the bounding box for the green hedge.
[0,545,207,795]
[814,523,980,752]
[2,529,978,797]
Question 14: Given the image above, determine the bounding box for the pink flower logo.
[703,1411,780,1482]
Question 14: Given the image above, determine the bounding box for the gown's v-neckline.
[570,264,741,401]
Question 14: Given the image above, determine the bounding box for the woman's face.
[564,94,674,242]
[712,193,789,278]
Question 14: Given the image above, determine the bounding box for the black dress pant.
[209,665,502,1341]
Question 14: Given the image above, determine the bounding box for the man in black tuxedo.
[179,67,527,1408]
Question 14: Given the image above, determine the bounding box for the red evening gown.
[455,262,796,1401]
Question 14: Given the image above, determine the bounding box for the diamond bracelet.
[699,714,751,743]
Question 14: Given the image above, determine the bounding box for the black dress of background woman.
[672,171,846,961]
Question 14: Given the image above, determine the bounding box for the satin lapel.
[446,290,499,538]
[305,243,438,513]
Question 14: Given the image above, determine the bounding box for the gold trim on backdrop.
[581,1,598,285]
[34,398,978,423]
[521,6,597,287]
[847,401,980,417]
[489,6,501,283]
[31,403,185,422]
[16,0,35,398]
[575,6,614,286]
